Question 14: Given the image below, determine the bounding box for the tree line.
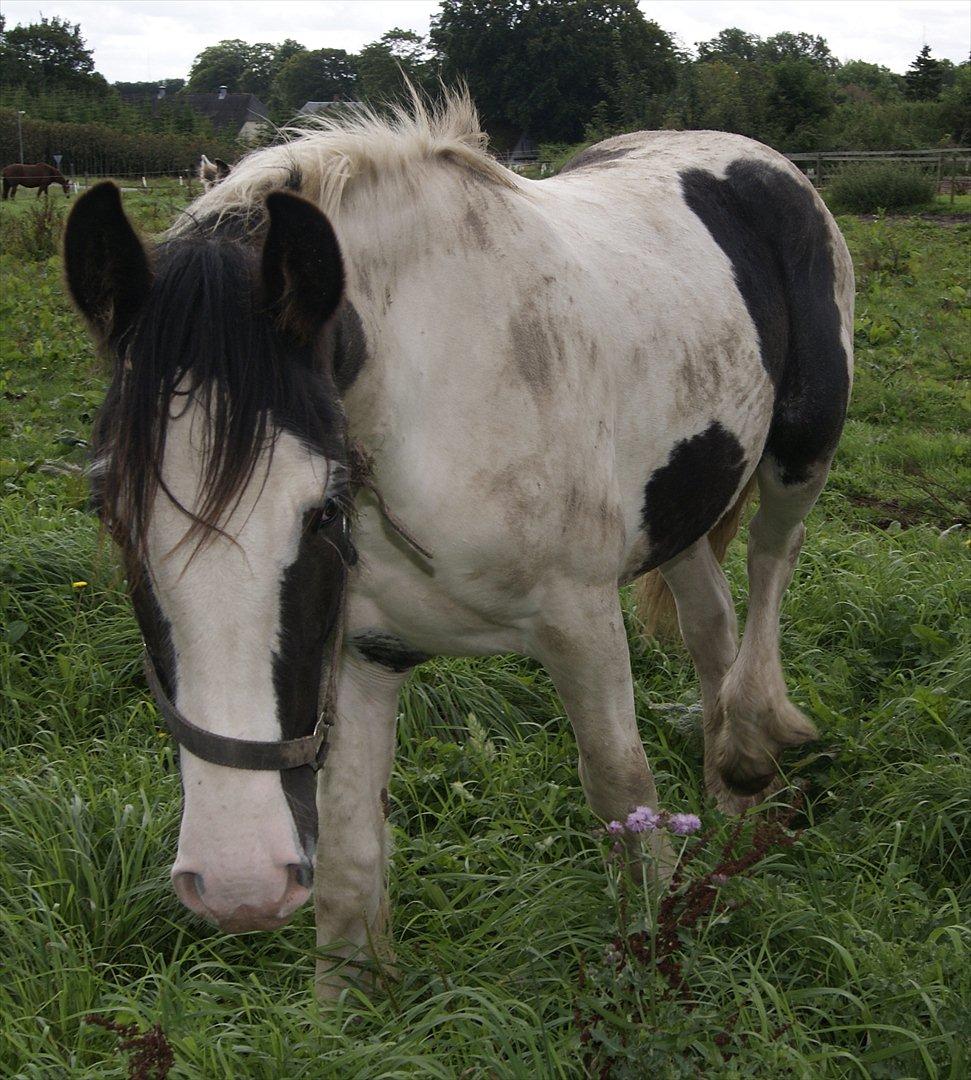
[1,3,969,160]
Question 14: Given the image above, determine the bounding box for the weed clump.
[0,199,66,260]
[828,163,936,213]
[85,1015,174,1080]
[575,797,803,1074]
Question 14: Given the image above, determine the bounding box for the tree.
[695,28,761,65]
[272,49,358,113]
[669,59,769,137]
[835,61,903,104]
[765,59,835,148]
[431,0,678,143]
[113,79,187,96]
[905,45,946,100]
[239,40,306,99]
[0,15,106,94]
[186,40,256,92]
[939,63,971,143]
[759,32,837,72]
[357,28,433,104]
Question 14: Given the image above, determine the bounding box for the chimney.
[218,85,228,100]
[157,84,165,100]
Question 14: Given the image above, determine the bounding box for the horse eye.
[312,498,341,532]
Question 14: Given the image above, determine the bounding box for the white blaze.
[147,397,336,915]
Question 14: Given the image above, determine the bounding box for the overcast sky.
[3,0,968,83]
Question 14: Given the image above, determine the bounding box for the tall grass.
[1,190,969,1076]
[0,199,66,261]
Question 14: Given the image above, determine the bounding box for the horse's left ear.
[64,182,152,342]
[262,191,344,347]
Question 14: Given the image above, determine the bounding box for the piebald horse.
[198,154,232,190]
[63,94,853,996]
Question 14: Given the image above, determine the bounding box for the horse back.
[549,129,853,565]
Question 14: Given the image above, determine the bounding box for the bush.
[827,162,936,213]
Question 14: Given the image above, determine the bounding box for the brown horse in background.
[2,163,71,199]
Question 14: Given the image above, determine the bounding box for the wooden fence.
[786,148,971,198]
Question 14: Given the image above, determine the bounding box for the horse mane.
[170,87,519,235]
[98,89,508,560]
[92,240,345,562]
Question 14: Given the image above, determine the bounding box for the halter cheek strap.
[140,444,431,773]
[143,649,332,771]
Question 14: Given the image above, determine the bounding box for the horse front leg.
[533,586,674,878]
[314,649,405,1000]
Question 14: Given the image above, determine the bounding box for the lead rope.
[313,443,433,760]
[313,573,346,759]
[347,440,434,561]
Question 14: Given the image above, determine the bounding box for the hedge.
[0,109,237,177]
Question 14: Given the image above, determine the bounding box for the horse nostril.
[173,870,206,910]
[290,863,313,889]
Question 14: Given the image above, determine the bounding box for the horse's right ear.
[64,182,152,342]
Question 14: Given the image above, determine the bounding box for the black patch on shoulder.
[273,510,350,852]
[641,422,746,569]
[559,143,633,174]
[332,302,367,393]
[680,159,849,485]
[350,631,430,672]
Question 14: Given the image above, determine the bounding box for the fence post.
[951,151,956,206]
[815,153,823,189]
[937,151,943,194]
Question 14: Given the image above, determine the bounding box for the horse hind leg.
[658,537,746,812]
[709,456,830,799]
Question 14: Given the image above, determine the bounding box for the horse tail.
[634,474,757,640]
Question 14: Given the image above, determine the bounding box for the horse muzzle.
[172,861,313,931]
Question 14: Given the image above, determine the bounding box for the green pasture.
[1,186,969,1077]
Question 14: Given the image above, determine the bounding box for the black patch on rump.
[274,506,352,853]
[680,159,849,485]
[350,631,430,673]
[641,422,746,569]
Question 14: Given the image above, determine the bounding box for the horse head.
[199,155,232,190]
[64,182,352,931]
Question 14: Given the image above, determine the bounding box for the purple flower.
[667,812,701,835]
[606,820,625,835]
[625,806,659,833]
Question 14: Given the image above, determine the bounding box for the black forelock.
[92,235,345,558]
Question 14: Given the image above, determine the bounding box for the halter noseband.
[143,648,334,771]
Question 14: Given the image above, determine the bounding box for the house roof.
[182,93,270,132]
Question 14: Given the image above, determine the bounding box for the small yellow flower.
[72,581,88,589]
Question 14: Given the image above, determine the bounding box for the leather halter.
[140,441,432,774]
[143,648,334,771]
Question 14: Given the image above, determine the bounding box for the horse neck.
[334,173,456,445]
